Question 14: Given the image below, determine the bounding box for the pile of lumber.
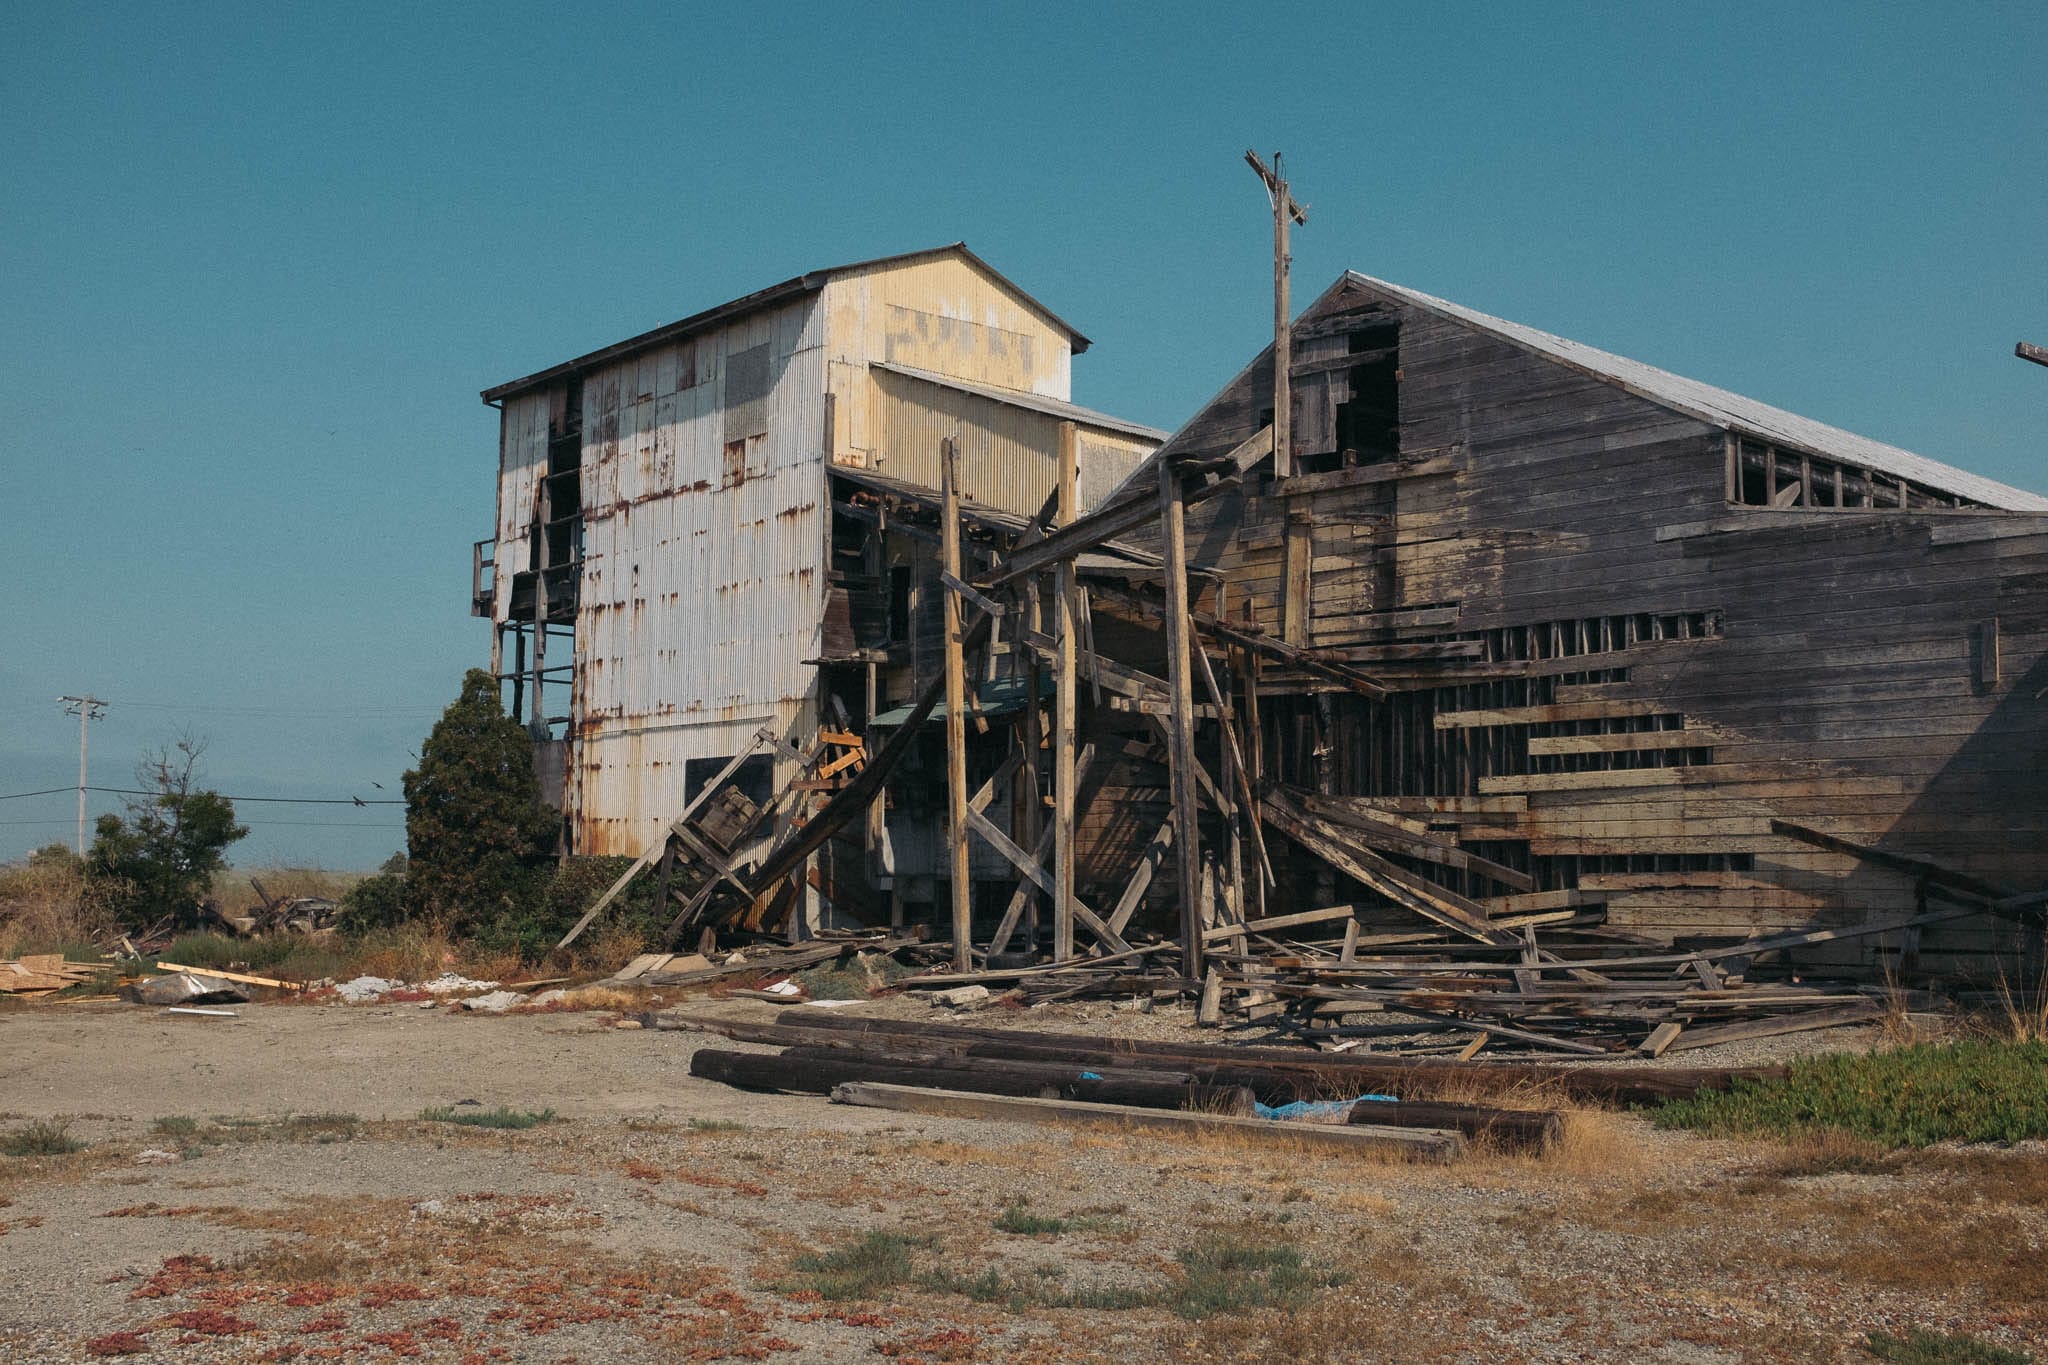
[902,943,1193,1007]
[666,1009,1788,1158]
[1202,931,1896,1058]
[602,929,941,991]
[0,955,100,997]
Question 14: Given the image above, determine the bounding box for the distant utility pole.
[2019,341,2048,369]
[58,695,107,855]
[1246,149,1308,477]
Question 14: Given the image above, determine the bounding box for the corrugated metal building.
[475,245,1163,856]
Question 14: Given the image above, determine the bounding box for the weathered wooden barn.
[473,245,1162,859]
[1105,269,2048,982]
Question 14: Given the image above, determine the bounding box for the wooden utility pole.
[2019,341,2048,369]
[1158,462,1204,982]
[1246,149,1307,477]
[1052,422,1080,962]
[59,694,107,856]
[941,437,973,969]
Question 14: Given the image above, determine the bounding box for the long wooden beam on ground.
[743,1010,1789,1105]
[828,1081,1464,1160]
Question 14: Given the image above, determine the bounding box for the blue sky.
[3,2,2043,869]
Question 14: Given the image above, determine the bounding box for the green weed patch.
[418,1105,556,1130]
[1865,1326,2033,1365]
[1655,1041,2048,1146]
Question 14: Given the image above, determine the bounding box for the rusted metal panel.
[565,297,828,856]
[491,391,551,623]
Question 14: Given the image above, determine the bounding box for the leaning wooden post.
[941,437,973,970]
[1018,579,1044,954]
[1052,421,1080,962]
[1158,459,1205,983]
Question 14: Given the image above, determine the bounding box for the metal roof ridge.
[480,244,1093,405]
[1341,270,2048,511]
[871,361,1169,441]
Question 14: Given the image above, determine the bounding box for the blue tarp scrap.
[1254,1093,1399,1121]
[1079,1071,1104,1081]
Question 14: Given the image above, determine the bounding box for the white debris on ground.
[331,972,502,1004]
[421,972,500,995]
[335,975,401,1003]
[457,990,527,1013]
[529,989,569,1006]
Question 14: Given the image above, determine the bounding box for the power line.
[0,817,403,829]
[105,699,441,718]
[89,786,405,805]
[0,785,403,806]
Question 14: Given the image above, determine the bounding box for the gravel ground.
[0,995,2040,1364]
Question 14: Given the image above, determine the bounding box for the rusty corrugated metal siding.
[567,297,827,855]
[491,390,552,622]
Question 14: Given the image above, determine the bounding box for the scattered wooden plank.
[1638,1021,1683,1058]
[1661,1000,1886,1052]
[829,1082,1464,1160]
[155,963,301,991]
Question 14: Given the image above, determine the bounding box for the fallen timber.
[830,1082,1463,1161]
[679,1023,1575,1152]
[657,1011,1783,1106]
[689,1046,1257,1115]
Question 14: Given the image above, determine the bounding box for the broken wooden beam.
[829,1081,1464,1160]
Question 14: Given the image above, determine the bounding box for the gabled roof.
[481,244,1093,404]
[1343,271,2048,511]
[872,361,1169,442]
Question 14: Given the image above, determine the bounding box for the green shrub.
[1163,1238,1341,1319]
[403,670,558,942]
[994,1203,1071,1235]
[1865,1327,2034,1365]
[2,1120,86,1156]
[88,739,247,928]
[778,1231,923,1300]
[418,1105,555,1130]
[336,869,414,936]
[1655,1041,2048,1147]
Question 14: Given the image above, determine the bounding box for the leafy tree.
[335,853,413,935]
[88,738,248,926]
[402,668,559,937]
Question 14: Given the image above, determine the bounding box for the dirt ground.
[1,996,2043,1364]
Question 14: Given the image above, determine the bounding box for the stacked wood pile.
[601,929,944,993]
[671,1010,1791,1157]
[0,954,101,997]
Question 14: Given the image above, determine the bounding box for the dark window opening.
[684,753,773,811]
[887,565,913,645]
[1729,437,1980,511]
[1296,322,1400,476]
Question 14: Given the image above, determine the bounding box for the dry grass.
[1750,1129,1891,1180]
[209,866,361,910]
[0,854,121,958]
[1981,967,2048,1044]
[546,984,644,1012]
[569,919,651,976]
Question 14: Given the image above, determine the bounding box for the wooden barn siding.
[1151,286,2045,974]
